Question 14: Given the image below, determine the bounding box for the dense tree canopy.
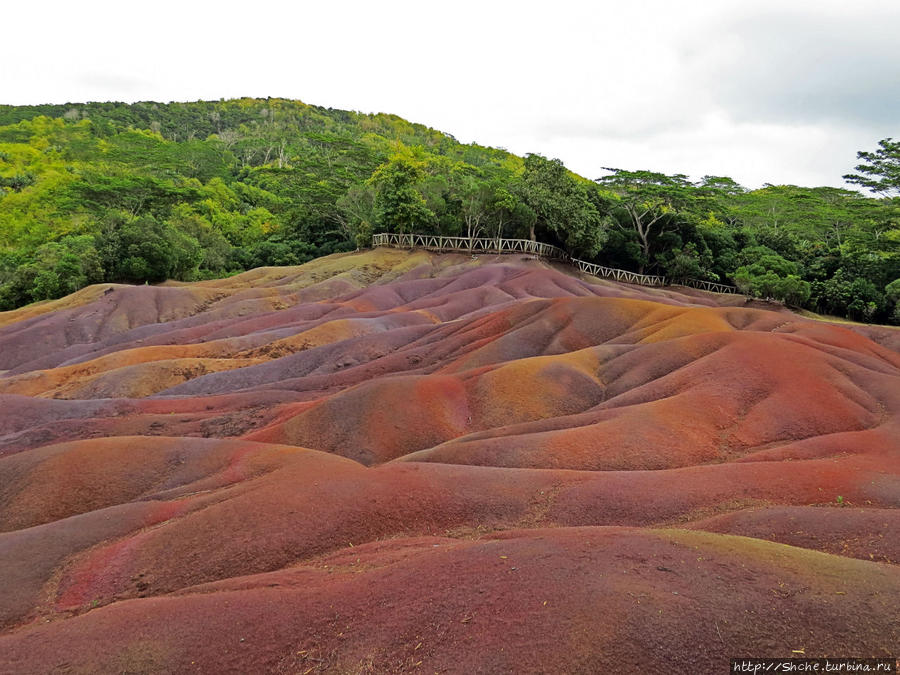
[595,169,695,273]
[0,99,897,324]
[520,154,608,257]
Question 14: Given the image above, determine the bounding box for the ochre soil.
[0,249,897,673]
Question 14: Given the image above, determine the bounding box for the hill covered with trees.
[0,98,897,323]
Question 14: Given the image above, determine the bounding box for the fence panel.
[371,232,737,293]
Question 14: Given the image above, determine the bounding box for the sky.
[2,0,898,189]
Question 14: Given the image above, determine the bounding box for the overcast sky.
[2,0,897,189]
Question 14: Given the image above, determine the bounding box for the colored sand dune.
[0,248,897,673]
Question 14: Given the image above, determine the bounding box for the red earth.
[0,248,897,673]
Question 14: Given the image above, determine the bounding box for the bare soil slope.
[0,248,897,673]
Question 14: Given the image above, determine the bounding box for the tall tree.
[335,184,376,248]
[366,157,434,234]
[844,138,900,197]
[487,183,532,241]
[595,169,694,273]
[449,169,492,239]
[521,154,607,257]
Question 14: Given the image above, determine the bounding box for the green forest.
[0,98,898,323]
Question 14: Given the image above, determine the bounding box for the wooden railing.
[674,278,740,294]
[573,259,666,287]
[371,233,570,261]
[372,232,739,293]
